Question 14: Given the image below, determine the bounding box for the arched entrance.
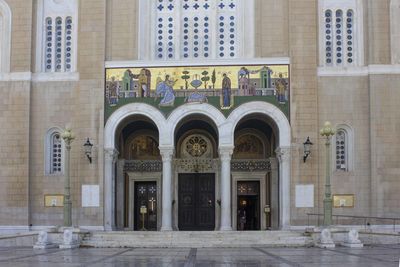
[232,114,279,230]
[114,116,161,231]
[104,102,291,231]
[227,102,291,229]
[173,115,219,230]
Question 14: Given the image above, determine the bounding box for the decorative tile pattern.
[64,17,73,71]
[323,8,355,66]
[55,17,63,72]
[45,17,53,72]
[155,0,238,60]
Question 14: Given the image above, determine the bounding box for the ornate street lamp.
[61,127,75,227]
[320,121,335,226]
[303,137,313,162]
[83,138,93,163]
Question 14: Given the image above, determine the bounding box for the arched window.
[319,0,363,67]
[139,0,254,60]
[0,0,11,73]
[335,130,347,170]
[333,125,354,172]
[45,128,64,175]
[36,0,78,73]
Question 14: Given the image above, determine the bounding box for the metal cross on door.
[134,182,157,231]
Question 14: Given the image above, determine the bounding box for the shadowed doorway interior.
[237,181,260,231]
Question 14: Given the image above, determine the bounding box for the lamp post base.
[323,197,333,226]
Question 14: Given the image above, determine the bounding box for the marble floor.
[0,245,399,267]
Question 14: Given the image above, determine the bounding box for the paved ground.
[0,245,398,267]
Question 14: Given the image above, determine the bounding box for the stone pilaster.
[275,146,291,230]
[219,146,234,231]
[104,148,119,231]
[160,147,174,231]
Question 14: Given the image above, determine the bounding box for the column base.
[160,226,173,231]
[220,226,232,231]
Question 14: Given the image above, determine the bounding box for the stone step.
[82,231,312,248]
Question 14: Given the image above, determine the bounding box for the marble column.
[276,147,291,230]
[160,147,174,231]
[219,147,234,231]
[104,148,119,231]
[116,159,125,230]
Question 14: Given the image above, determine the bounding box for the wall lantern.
[303,137,313,162]
[83,138,93,163]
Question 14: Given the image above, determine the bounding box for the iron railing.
[306,213,400,232]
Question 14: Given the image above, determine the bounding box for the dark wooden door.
[178,174,215,231]
[134,182,157,231]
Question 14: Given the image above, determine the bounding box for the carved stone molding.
[124,160,162,172]
[231,159,271,172]
[159,146,174,162]
[275,147,291,163]
[104,148,119,163]
[219,146,234,161]
[174,159,218,173]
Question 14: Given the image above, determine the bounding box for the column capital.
[275,146,291,163]
[104,148,119,163]
[218,145,234,161]
[159,146,174,161]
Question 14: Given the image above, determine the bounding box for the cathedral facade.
[1,0,400,232]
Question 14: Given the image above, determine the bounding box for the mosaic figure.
[156,75,176,107]
[108,77,119,106]
[222,73,232,108]
[275,73,287,104]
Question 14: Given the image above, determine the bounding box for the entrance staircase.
[81,231,313,248]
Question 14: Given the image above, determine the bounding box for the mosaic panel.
[105,64,290,121]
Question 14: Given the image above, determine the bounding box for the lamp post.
[320,121,335,226]
[61,128,75,227]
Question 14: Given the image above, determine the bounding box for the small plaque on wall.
[295,184,314,208]
[333,194,354,208]
[82,185,100,207]
[44,195,64,207]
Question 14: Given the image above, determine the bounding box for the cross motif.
[149,186,156,194]
[167,4,174,10]
[149,197,156,211]
[183,3,189,10]
[238,185,246,193]
[203,3,210,9]
[193,3,200,9]
[218,2,225,9]
[139,186,146,194]
[157,4,164,11]
[229,2,235,9]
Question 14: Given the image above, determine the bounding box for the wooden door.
[134,182,157,231]
[178,174,215,231]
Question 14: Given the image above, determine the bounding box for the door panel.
[134,182,157,231]
[179,174,215,231]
